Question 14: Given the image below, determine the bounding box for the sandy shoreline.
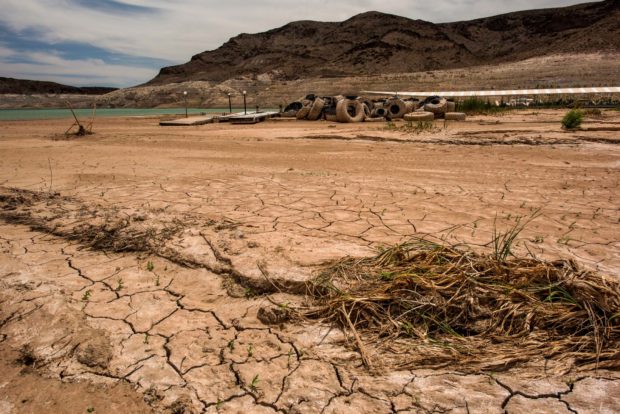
[1,110,619,413]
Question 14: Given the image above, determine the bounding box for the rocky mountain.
[147,0,620,85]
[0,77,117,95]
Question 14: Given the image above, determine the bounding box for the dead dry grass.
[303,234,620,370]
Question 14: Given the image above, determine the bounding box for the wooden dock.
[229,111,280,124]
[160,111,280,126]
[159,115,215,126]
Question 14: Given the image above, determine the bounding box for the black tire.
[281,110,297,118]
[371,107,387,118]
[385,98,408,119]
[404,112,435,122]
[358,98,374,116]
[424,98,448,114]
[325,114,338,122]
[336,99,365,123]
[296,105,311,120]
[307,98,325,121]
[284,101,303,112]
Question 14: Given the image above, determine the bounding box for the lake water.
[0,108,248,121]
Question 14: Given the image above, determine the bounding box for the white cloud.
[0,0,593,86]
[0,48,156,86]
[0,0,591,61]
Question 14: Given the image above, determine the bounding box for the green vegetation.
[458,97,507,115]
[146,260,154,271]
[491,210,540,262]
[403,120,436,133]
[250,374,260,391]
[81,289,92,302]
[384,120,397,130]
[561,109,584,130]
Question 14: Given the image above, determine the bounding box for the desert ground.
[1,109,619,413]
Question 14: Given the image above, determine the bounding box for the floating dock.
[159,111,280,126]
[159,115,216,126]
[229,111,280,124]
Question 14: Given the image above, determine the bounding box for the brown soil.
[0,342,151,414]
[1,109,619,413]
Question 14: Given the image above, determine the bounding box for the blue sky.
[0,0,591,87]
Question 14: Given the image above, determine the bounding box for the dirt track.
[1,110,619,413]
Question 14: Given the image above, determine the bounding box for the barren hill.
[148,0,620,85]
[0,77,117,95]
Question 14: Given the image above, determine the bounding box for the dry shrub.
[304,238,620,369]
[0,187,184,254]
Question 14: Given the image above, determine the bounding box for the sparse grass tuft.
[403,120,436,134]
[250,374,260,391]
[146,260,154,271]
[491,210,541,262]
[384,120,397,130]
[81,289,92,302]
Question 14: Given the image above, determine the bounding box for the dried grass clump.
[0,187,184,254]
[304,238,620,369]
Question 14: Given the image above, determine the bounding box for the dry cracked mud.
[1,109,619,413]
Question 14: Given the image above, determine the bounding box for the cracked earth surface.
[1,110,619,413]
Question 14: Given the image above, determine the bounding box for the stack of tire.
[286,94,370,123]
[281,94,466,123]
[367,97,409,121]
[403,96,466,122]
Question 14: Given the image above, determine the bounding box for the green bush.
[561,109,583,130]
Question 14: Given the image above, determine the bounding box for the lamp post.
[227,93,232,114]
[242,90,247,115]
[183,91,188,118]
